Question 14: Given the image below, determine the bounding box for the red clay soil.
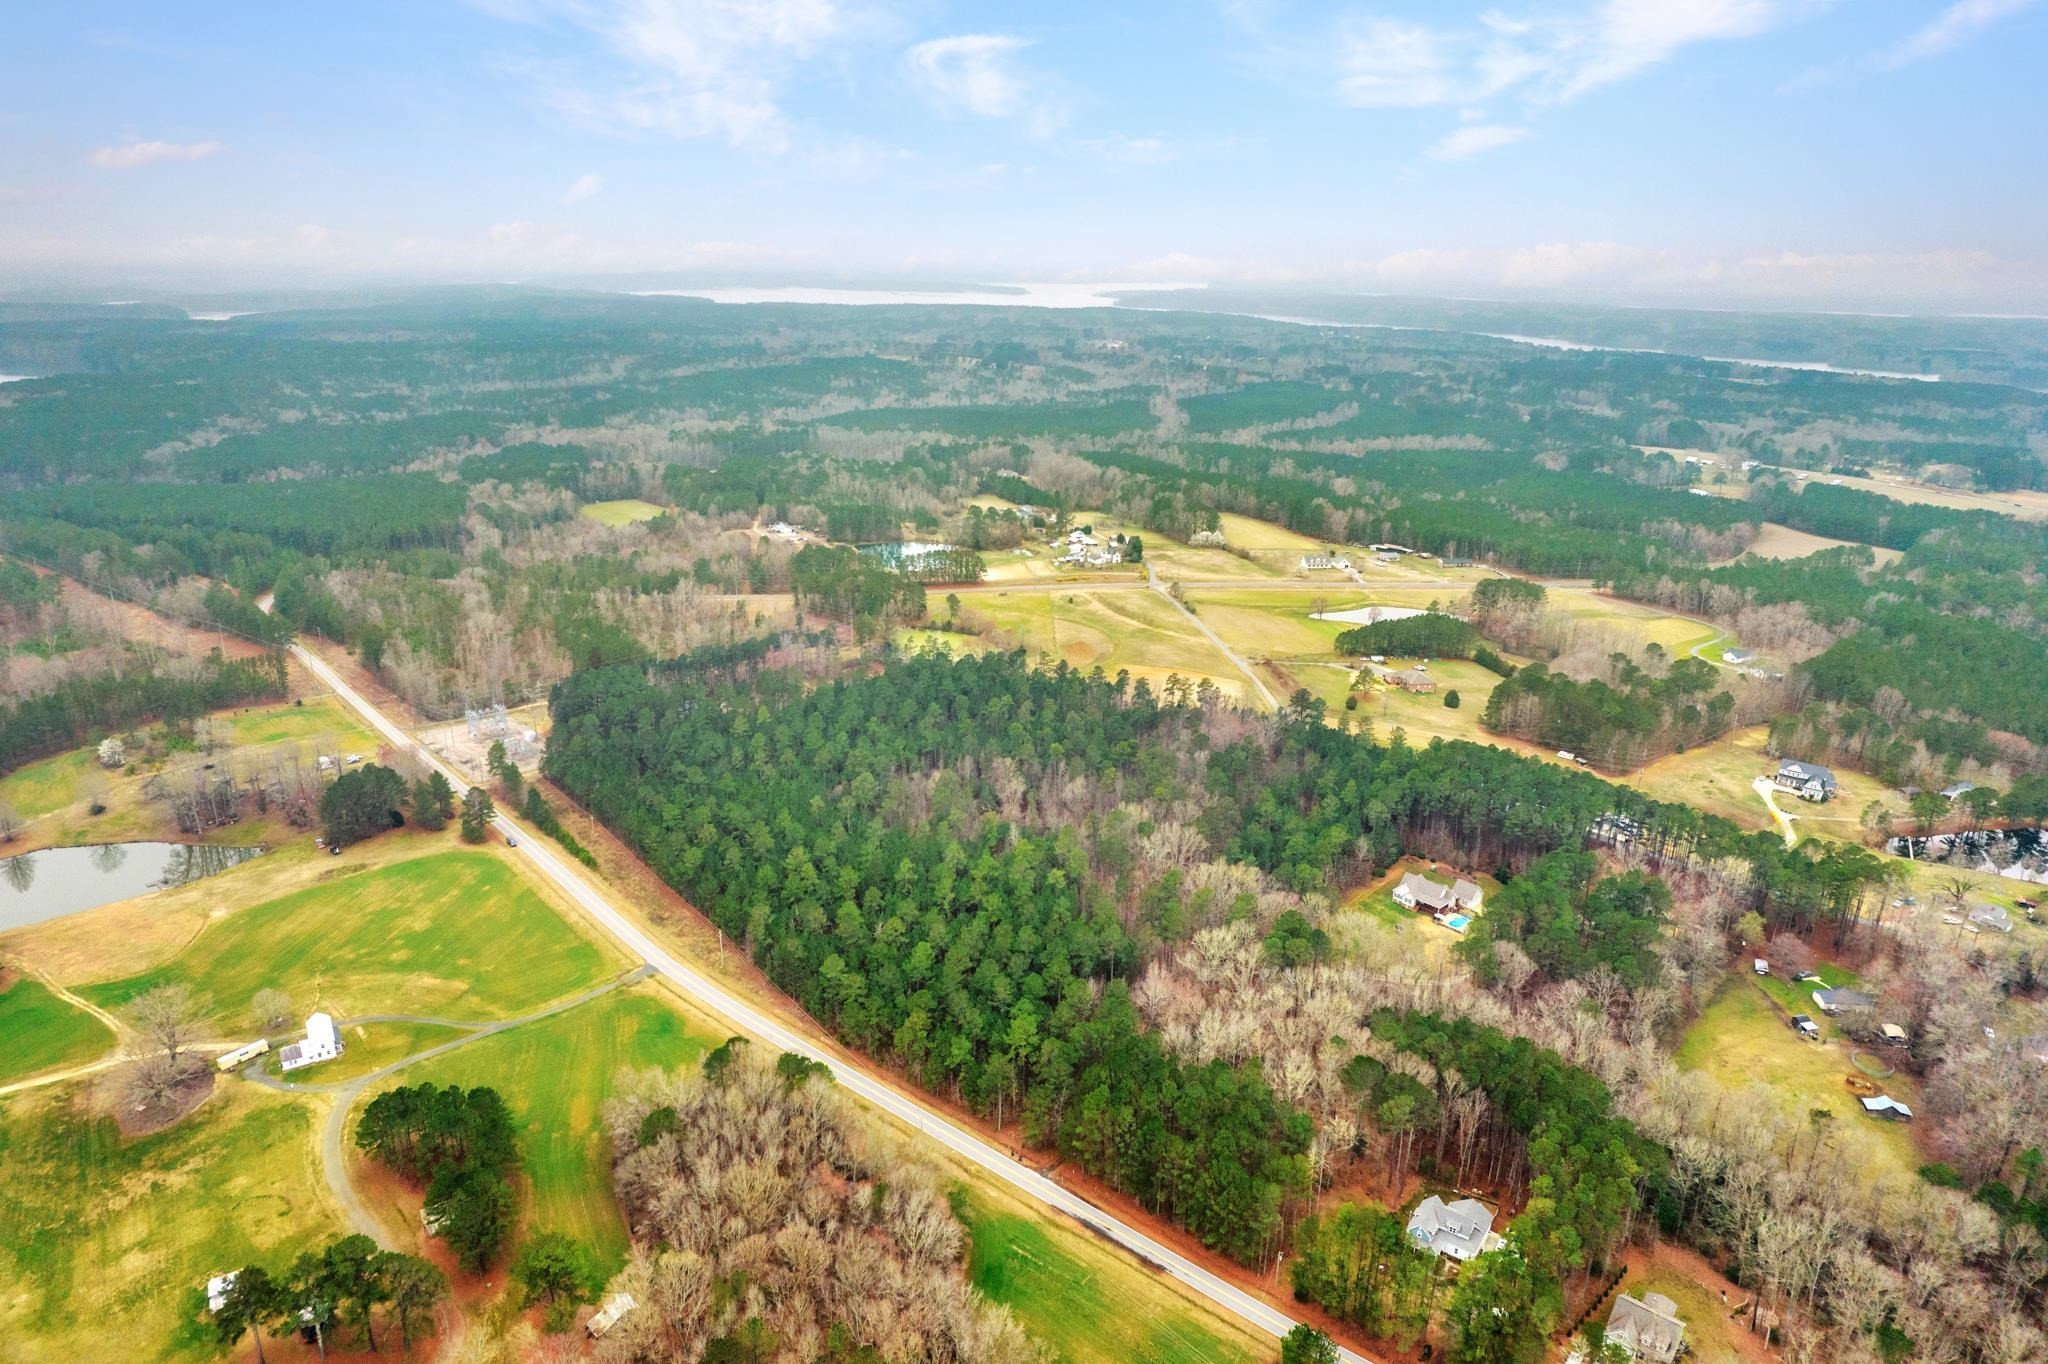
[546,781,1432,1364]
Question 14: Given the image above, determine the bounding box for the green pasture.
[0,1082,341,1362]
[0,977,116,1084]
[955,1190,1262,1364]
[381,986,707,1275]
[1675,976,1922,1185]
[77,851,618,1026]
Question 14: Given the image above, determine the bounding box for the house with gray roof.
[1812,986,1874,1015]
[1392,872,1482,914]
[1774,759,1838,802]
[1606,1291,1686,1364]
[1405,1195,1500,1262]
[1969,904,2014,934]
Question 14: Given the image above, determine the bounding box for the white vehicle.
[215,1039,271,1072]
[1754,958,1769,976]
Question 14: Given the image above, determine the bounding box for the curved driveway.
[288,639,1372,1361]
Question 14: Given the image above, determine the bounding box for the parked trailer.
[216,1039,271,1072]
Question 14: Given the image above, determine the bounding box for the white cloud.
[1430,123,1530,160]
[90,139,221,169]
[1330,1,1803,110]
[562,172,603,203]
[1877,0,2037,69]
[905,33,1067,136]
[483,0,866,151]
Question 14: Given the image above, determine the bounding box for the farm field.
[579,498,669,525]
[1675,976,1923,1184]
[74,849,621,1027]
[368,984,709,1275]
[0,1080,341,1363]
[0,975,115,1084]
[1626,728,1902,838]
[1741,522,1904,566]
[954,1186,1265,1364]
[1181,587,1365,657]
[966,587,1252,703]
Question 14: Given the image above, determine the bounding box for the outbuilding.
[279,1012,343,1073]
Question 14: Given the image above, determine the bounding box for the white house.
[1406,1196,1500,1262]
[1299,554,1351,571]
[206,1271,239,1313]
[279,1012,343,1073]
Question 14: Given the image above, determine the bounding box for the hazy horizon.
[3,1,2046,311]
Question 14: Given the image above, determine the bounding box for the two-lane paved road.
[288,640,1370,1361]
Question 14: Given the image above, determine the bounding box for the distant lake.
[1311,605,1427,627]
[0,842,265,932]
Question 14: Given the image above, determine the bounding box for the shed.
[1880,1023,1908,1045]
[1860,1095,1914,1120]
[588,1293,638,1339]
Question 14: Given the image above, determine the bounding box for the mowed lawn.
[77,850,620,1026]
[954,1187,1265,1364]
[1675,977,1923,1184]
[0,976,115,1084]
[580,498,668,526]
[374,986,707,1275]
[0,1082,342,1362]
[1627,726,1902,838]
[0,747,99,820]
[220,694,378,751]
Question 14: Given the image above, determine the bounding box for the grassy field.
[0,1081,342,1362]
[579,498,669,526]
[1213,512,1325,551]
[1626,727,1902,838]
[967,589,1254,703]
[1351,659,1512,746]
[954,1187,1265,1364]
[1743,522,1904,567]
[371,985,708,1275]
[0,748,99,820]
[1181,588,1364,657]
[220,694,379,751]
[76,850,621,1027]
[1675,976,1922,1184]
[0,976,116,1084]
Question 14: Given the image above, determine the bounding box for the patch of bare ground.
[100,1057,216,1136]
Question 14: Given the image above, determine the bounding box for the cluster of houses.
[1404,1195,1690,1362]
[1054,528,1127,568]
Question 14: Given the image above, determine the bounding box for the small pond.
[858,541,955,566]
[0,842,265,931]
[1885,827,2047,884]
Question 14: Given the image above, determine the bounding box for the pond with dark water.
[0,842,265,931]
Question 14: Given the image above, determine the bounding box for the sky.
[1,0,2045,310]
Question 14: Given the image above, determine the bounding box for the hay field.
[967,589,1253,703]
[580,498,669,526]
